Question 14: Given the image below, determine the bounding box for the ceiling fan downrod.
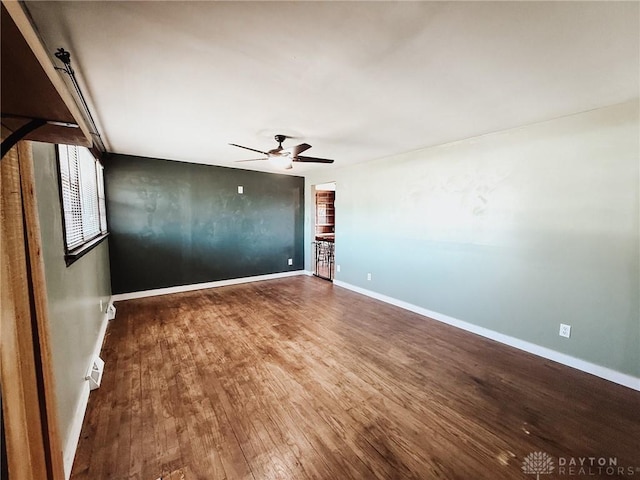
[274,134,286,148]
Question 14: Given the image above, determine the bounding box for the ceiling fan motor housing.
[230,135,334,167]
[268,134,288,156]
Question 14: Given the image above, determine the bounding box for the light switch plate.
[559,323,571,338]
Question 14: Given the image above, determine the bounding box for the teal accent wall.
[32,142,112,451]
[306,101,640,377]
[104,154,304,294]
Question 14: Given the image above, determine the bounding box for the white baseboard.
[333,280,640,392]
[63,296,113,479]
[63,383,90,479]
[111,270,307,302]
[94,301,111,357]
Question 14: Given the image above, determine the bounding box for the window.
[58,144,108,263]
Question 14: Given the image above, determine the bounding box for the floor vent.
[85,356,104,390]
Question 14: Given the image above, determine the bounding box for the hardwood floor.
[71,276,639,480]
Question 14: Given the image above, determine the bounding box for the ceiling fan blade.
[234,157,270,162]
[294,155,334,164]
[284,143,312,157]
[229,143,269,155]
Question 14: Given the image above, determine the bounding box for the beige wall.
[32,142,112,460]
[306,101,640,377]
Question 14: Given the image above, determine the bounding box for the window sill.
[65,232,109,267]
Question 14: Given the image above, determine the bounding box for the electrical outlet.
[337,265,341,273]
[288,258,293,266]
[237,185,244,194]
[367,273,372,281]
[99,299,103,312]
[559,323,571,338]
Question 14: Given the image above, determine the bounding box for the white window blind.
[58,144,107,251]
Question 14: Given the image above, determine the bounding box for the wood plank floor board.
[126,350,143,479]
[214,284,524,480]
[139,314,163,477]
[245,302,517,478]
[200,312,316,478]
[146,320,181,477]
[166,319,228,480]
[185,328,259,480]
[316,286,640,466]
[190,289,385,480]
[71,276,639,479]
[108,324,130,480]
[251,370,353,479]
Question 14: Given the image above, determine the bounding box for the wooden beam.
[1,118,46,158]
[19,141,66,479]
[1,0,94,148]
[0,142,48,479]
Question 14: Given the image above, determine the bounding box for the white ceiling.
[25,1,639,176]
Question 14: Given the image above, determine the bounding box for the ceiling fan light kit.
[271,155,294,170]
[230,135,335,170]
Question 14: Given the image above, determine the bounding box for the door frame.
[1,141,65,479]
[313,182,336,281]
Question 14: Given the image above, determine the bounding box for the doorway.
[313,182,335,280]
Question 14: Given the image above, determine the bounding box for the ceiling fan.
[230,135,335,170]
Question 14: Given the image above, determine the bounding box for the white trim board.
[111,270,307,302]
[333,280,640,392]
[63,296,113,479]
[63,383,90,479]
